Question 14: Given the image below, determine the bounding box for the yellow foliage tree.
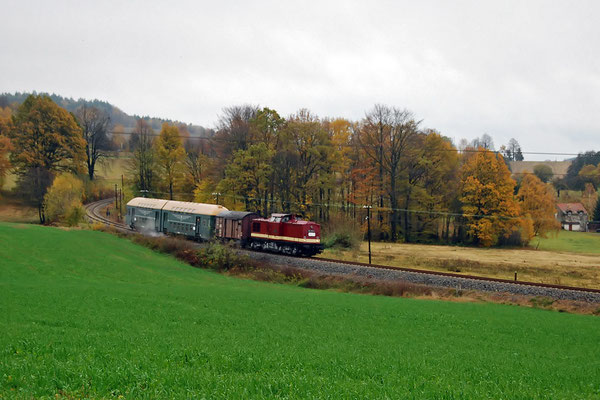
[0,135,12,192]
[155,123,185,199]
[8,95,86,223]
[517,173,560,239]
[44,173,85,226]
[460,149,521,246]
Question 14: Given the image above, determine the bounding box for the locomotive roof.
[217,210,258,219]
[127,197,169,209]
[162,200,228,215]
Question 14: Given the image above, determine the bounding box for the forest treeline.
[1,95,599,246]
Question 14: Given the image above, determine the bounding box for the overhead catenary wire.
[113,187,573,223]
[106,130,593,157]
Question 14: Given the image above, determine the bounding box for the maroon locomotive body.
[215,211,323,256]
[248,213,323,256]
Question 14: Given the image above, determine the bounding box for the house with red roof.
[556,203,588,232]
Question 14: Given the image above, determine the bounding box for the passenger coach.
[126,197,228,240]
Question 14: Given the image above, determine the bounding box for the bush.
[196,243,252,271]
[82,178,115,203]
[44,173,85,226]
[322,214,362,249]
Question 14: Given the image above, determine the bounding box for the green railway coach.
[125,198,169,232]
[161,200,227,240]
[126,197,228,240]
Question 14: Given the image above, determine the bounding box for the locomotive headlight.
[134,217,137,221]
[192,226,195,230]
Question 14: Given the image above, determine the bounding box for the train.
[125,197,323,256]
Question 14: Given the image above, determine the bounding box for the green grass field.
[1,223,600,398]
[535,230,600,254]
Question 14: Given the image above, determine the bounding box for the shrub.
[322,214,361,249]
[196,243,253,271]
[44,173,85,226]
[82,178,115,203]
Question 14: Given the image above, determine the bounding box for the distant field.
[322,231,600,288]
[536,230,600,254]
[1,154,131,192]
[1,223,600,398]
[509,160,571,176]
[95,154,131,187]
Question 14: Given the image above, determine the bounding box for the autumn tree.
[0,135,12,192]
[460,149,520,246]
[129,119,156,195]
[249,107,285,214]
[8,95,86,223]
[111,124,127,151]
[155,123,185,200]
[409,131,460,241]
[219,143,274,212]
[581,183,597,218]
[516,173,560,238]
[324,118,355,217]
[359,105,419,240]
[533,164,553,183]
[578,164,600,189]
[212,105,259,177]
[565,151,600,190]
[283,110,333,217]
[75,104,111,180]
[183,144,210,196]
[0,106,12,136]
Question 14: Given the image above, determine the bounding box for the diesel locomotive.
[126,197,323,256]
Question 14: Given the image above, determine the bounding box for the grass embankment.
[322,231,600,289]
[1,223,600,398]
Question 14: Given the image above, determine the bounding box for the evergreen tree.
[593,195,600,222]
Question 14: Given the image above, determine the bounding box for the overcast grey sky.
[1,0,598,160]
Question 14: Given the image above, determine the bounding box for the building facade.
[556,203,588,232]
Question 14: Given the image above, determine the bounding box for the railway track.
[84,199,600,302]
[84,198,132,231]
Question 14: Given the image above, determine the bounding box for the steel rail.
[313,256,600,295]
[83,199,600,296]
[84,198,132,231]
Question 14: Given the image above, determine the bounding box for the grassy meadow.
[536,230,600,254]
[1,222,600,398]
[322,230,600,289]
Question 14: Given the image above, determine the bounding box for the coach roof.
[127,197,169,210]
[162,200,228,216]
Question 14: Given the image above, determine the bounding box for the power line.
[107,130,594,157]
[119,188,576,223]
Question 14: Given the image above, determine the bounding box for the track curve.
[83,199,600,302]
[84,198,132,231]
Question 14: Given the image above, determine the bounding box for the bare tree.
[75,104,111,180]
[471,133,495,150]
[359,105,420,240]
[128,120,156,194]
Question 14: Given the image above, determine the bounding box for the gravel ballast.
[241,250,600,303]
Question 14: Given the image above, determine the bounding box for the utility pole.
[118,188,122,220]
[114,184,118,216]
[363,205,372,264]
[212,192,221,204]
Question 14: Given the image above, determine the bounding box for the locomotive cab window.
[252,222,260,232]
